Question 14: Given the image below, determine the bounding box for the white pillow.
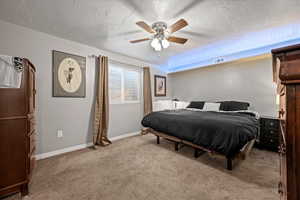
[153,100,173,111]
[175,101,190,109]
[203,102,220,111]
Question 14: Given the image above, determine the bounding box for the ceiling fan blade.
[167,36,188,44]
[130,38,151,43]
[136,21,155,33]
[169,19,188,33]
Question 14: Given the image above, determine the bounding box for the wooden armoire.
[0,59,36,198]
[272,44,300,200]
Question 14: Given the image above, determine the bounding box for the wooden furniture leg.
[194,149,205,158]
[20,184,29,196]
[194,149,199,158]
[175,142,179,151]
[227,157,233,170]
[156,136,160,144]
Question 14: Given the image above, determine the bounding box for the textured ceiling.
[0,0,300,67]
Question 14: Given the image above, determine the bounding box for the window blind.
[109,62,140,104]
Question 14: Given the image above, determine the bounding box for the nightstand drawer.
[260,135,279,147]
[261,129,279,137]
[263,118,279,129]
[261,135,279,144]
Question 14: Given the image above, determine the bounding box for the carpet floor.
[4,134,279,200]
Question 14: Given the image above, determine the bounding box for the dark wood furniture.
[257,116,279,152]
[0,59,36,198]
[142,127,255,170]
[272,44,300,200]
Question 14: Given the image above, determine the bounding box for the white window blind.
[124,70,139,101]
[109,61,140,104]
[109,67,122,102]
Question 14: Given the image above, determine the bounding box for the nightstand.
[257,116,279,152]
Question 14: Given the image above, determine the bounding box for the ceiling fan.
[130,19,189,51]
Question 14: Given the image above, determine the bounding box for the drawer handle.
[280,123,287,146]
[278,144,286,155]
[279,109,285,117]
[278,182,284,194]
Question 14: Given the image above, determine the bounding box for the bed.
[141,101,259,170]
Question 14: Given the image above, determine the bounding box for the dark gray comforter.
[141,109,259,157]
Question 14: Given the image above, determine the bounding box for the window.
[109,62,140,104]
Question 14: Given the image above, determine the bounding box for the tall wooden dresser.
[0,59,36,198]
[272,44,300,200]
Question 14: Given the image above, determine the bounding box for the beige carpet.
[5,134,278,200]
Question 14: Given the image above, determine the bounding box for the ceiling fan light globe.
[151,38,159,48]
[162,39,170,48]
[154,45,162,51]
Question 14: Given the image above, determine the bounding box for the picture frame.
[154,75,166,97]
[52,50,86,97]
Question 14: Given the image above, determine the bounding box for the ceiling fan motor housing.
[152,22,168,38]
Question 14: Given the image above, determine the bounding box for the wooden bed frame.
[141,127,256,170]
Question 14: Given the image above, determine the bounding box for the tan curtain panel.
[143,67,153,115]
[93,56,112,146]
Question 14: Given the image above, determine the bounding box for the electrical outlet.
[57,130,63,138]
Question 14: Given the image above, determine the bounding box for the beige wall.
[169,56,277,117]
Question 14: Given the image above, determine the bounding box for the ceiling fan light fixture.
[161,39,169,49]
[151,37,169,51]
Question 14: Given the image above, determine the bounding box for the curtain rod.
[88,54,147,68]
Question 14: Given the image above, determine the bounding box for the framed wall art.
[154,75,166,97]
[52,50,86,97]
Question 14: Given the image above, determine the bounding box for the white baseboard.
[35,142,93,160]
[35,131,140,160]
[110,131,140,141]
